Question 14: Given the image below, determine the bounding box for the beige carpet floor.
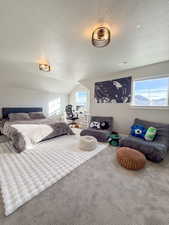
[0,136,169,225]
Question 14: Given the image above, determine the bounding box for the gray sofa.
[120,118,169,162]
[80,116,113,142]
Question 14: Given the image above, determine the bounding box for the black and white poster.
[95,76,132,103]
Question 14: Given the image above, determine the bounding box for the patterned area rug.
[0,135,107,216]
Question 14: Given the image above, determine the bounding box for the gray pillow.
[9,113,30,121]
[29,112,46,119]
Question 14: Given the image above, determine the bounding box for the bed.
[1,107,74,152]
[0,120,106,216]
[0,107,108,216]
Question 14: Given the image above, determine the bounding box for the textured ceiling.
[0,0,169,93]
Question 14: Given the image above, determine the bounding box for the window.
[132,76,169,107]
[48,97,61,115]
[75,91,87,106]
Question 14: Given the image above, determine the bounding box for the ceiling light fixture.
[119,61,128,66]
[92,26,111,48]
[39,63,51,72]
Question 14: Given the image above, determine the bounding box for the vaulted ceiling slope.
[0,0,169,93]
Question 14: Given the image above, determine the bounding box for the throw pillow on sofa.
[100,121,109,130]
[144,127,157,141]
[89,121,100,129]
[130,124,147,139]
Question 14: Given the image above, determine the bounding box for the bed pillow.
[9,113,30,121]
[29,112,46,119]
[130,124,147,139]
[89,121,100,129]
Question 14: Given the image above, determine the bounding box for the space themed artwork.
[95,76,132,103]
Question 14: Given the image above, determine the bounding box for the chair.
[80,116,113,142]
[65,105,79,126]
[119,118,169,162]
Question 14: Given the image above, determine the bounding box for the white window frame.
[75,91,87,106]
[130,75,169,110]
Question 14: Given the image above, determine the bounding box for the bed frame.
[2,107,43,119]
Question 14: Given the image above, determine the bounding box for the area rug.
[0,135,107,216]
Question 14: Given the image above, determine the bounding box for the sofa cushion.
[134,118,169,148]
[120,135,168,162]
[80,128,110,142]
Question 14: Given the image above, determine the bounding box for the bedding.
[8,113,30,121]
[0,119,6,133]
[2,118,74,153]
[29,112,46,119]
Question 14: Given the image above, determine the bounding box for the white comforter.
[2,119,74,152]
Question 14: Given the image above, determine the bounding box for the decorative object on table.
[120,118,169,162]
[117,147,146,170]
[79,136,97,151]
[130,124,147,139]
[80,116,113,142]
[144,127,157,141]
[108,132,120,146]
[95,76,132,103]
[92,26,111,48]
[89,121,101,129]
[65,105,79,127]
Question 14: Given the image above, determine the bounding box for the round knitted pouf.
[79,136,97,151]
[117,147,146,170]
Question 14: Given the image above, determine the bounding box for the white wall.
[80,61,169,134]
[0,87,68,118]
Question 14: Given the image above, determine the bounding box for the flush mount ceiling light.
[119,61,128,65]
[39,63,51,72]
[92,26,111,48]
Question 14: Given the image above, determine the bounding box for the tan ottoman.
[79,136,97,151]
[117,147,146,170]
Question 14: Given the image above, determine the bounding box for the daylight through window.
[48,97,61,115]
[132,77,169,107]
[75,92,87,106]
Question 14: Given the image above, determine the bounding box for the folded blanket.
[2,119,74,152]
